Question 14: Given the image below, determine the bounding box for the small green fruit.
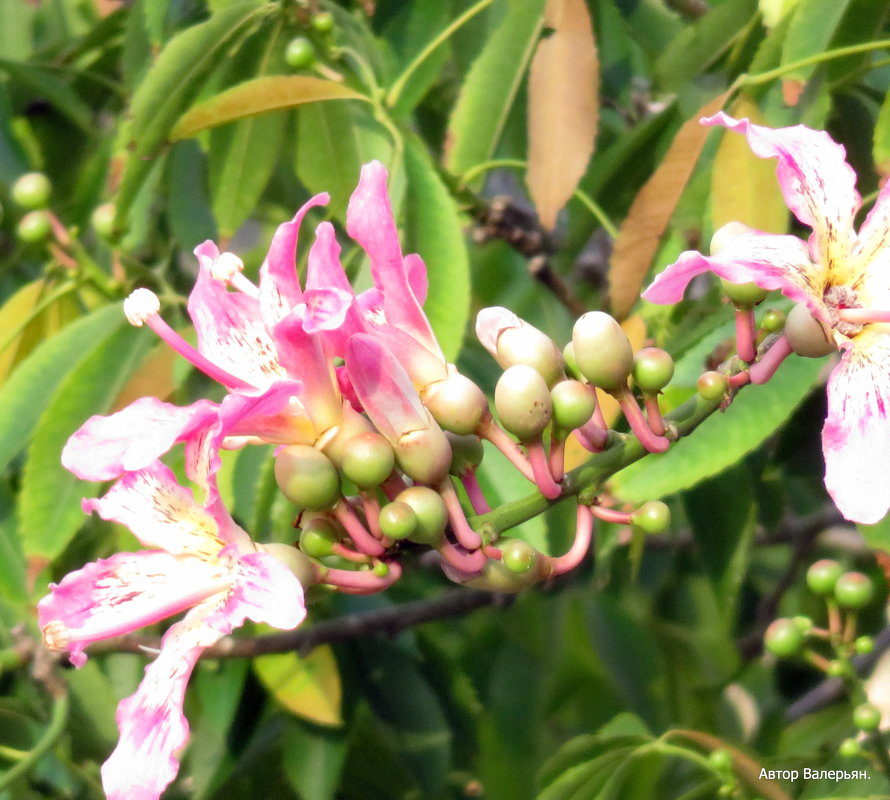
[495,364,552,440]
[341,432,395,488]
[275,445,341,510]
[299,517,340,558]
[551,379,596,431]
[833,571,873,610]
[855,635,875,655]
[806,559,843,596]
[91,202,118,240]
[285,36,316,69]
[760,308,786,333]
[632,347,674,393]
[764,618,805,658]
[378,501,417,541]
[572,311,633,392]
[311,11,334,33]
[501,539,537,574]
[16,210,52,244]
[828,659,850,677]
[631,501,671,535]
[838,737,861,758]
[395,486,447,546]
[11,172,51,209]
[720,278,769,307]
[696,371,728,401]
[707,749,732,773]
[853,702,882,732]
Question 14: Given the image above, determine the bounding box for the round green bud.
[834,571,874,610]
[11,172,51,209]
[562,341,583,380]
[710,221,754,255]
[720,278,769,308]
[378,501,418,540]
[495,364,553,441]
[572,311,634,392]
[16,209,51,244]
[631,500,671,535]
[853,702,882,732]
[717,785,735,798]
[341,431,395,488]
[551,379,596,431]
[793,615,814,634]
[632,347,675,393]
[708,749,733,773]
[311,11,334,33]
[785,302,835,358]
[696,371,728,401]
[764,618,805,658]
[299,516,340,558]
[285,36,316,69]
[395,486,447,546]
[496,324,565,387]
[855,635,875,655]
[421,372,488,435]
[275,445,341,510]
[828,659,850,677]
[318,404,373,467]
[91,202,118,240]
[372,561,390,578]
[394,424,452,485]
[258,542,318,586]
[446,432,484,476]
[806,559,844,596]
[838,738,861,758]
[760,308,786,333]
[501,539,538,574]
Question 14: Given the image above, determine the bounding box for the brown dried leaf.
[608,90,732,320]
[526,0,599,231]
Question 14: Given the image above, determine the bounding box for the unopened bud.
[299,516,341,558]
[710,221,754,255]
[551,379,596,431]
[341,432,395,488]
[394,486,448,546]
[760,308,786,333]
[495,364,552,440]
[476,307,565,385]
[572,311,633,392]
[258,542,318,586]
[378,501,418,540]
[720,279,769,308]
[446,432,484,475]
[501,539,538,574]
[275,445,341,510]
[696,371,728,401]
[632,348,674,393]
[785,302,835,357]
[394,424,452,485]
[631,500,671,534]
[448,559,541,592]
[421,372,488,435]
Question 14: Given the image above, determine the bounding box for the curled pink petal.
[823,337,890,523]
[475,306,521,356]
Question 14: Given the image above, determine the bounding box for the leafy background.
[1,0,890,798]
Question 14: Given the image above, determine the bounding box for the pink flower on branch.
[38,461,305,799]
[643,113,890,523]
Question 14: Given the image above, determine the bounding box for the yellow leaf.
[607,90,733,321]
[171,76,368,140]
[711,96,788,234]
[526,0,599,230]
[254,644,343,727]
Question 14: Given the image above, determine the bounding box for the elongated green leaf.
[280,717,348,800]
[114,3,268,228]
[0,479,26,602]
[254,646,342,726]
[445,0,545,179]
[0,304,123,475]
[0,59,93,131]
[166,139,217,246]
[403,135,470,361]
[874,90,890,178]
[20,324,154,561]
[609,354,824,503]
[172,76,367,141]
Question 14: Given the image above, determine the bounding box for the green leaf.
[19,323,154,562]
[537,737,646,800]
[0,59,93,131]
[874,88,890,177]
[0,84,27,183]
[403,134,470,361]
[280,718,348,800]
[294,99,393,221]
[172,76,367,141]
[254,645,343,727]
[0,304,123,475]
[114,3,269,228]
[609,354,824,503]
[444,0,545,180]
[166,139,218,246]
[0,479,25,602]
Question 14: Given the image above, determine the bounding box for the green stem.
[737,38,890,88]
[573,187,620,239]
[386,0,497,110]
[0,691,69,792]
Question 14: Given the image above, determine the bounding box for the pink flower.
[643,113,890,523]
[38,461,305,799]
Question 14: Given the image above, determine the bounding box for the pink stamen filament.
[735,308,757,363]
[322,561,402,594]
[548,504,594,576]
[729,371,750,388]
[591,505,633,525]
[526,440,561,499]
[548,434,566,483]
[438,478,483,550]
[381,473,409,502]
[330,542,370,563]
[476,415,535,483]
[333,501,385,557]
[643,394,666,437]
[614,389,670,453]
[461,470,491,515]
[836,307,890,324]
[575,417,609,452]
[749,335,793,385]
[438,539,487,574]
[144,313,255,390]
[361,491,383,539]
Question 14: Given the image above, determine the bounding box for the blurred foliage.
[1,0,890,798]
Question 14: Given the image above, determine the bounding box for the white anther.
[124,288,161,326]
[210,251,245,283]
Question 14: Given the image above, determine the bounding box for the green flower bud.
[632,347,675,393]
[446,432,484,476]
[275,445,341,510]
[708,749,733,773]
[11,172,51,209]
[631,501,671,535]
[495,364,553,440]
[258,542,318,586]
[91,202,118,240]
[372,561,390,578]
[378,501,418,540]
[500,539,538,574]
[855,635,875,655]
[551,379,596,431]
[299,516,341,558]
[311,11,334,33]
[562,341,583,380]
[764,618,805,658]
[793,615,814,634]
[834,571,873,610]
[16,210,51,244]
[720,278,769,307]
[710,221,754,255]
[828,659,850,677]
[853,702,882,732]
[341,432,395,488]
[395,486,448,546]
[394,424,452,485]
[806,559,843,596]
[571,311,633,392]
[318,405,373,466]
[497,325,565,386]
[785,302,835,358]
[838,737,861,758]
[696,371,728,401]
[760,308,786,333]
[285,36,316,69]
[421,372,488,435]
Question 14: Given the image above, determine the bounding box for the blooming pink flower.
[643,113,890,523]
[38,461,305,799]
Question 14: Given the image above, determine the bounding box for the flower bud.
[760,308,786,333]
[258,542,318,586]
[318,404,374,467]
[448,559,541,593]
[572,311,633,392]
[378,501,418,540]
[501,539,538,574]
[16,210,51,244]
[550,379,596,431]
[853,703,882,732]
[696,371,728,401]
[341,432,395,488]
[562,341,583,380]
[446,432,484,476]
[421,371,488,435]
[275,445,341,511]
[632,348,674,393]
[394,486,447,546]
[11,172,51,209]
[710,221,754,255]
[806,559,843,596]
[299,516,341,558]
[719,278,769,308]
[631,500,671,535]
[833,571,873,610]
[764,618,805,658]
[785,302,835,357]
[476,307,565,386]
[495,364,552,440]
[394,424,453,485]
